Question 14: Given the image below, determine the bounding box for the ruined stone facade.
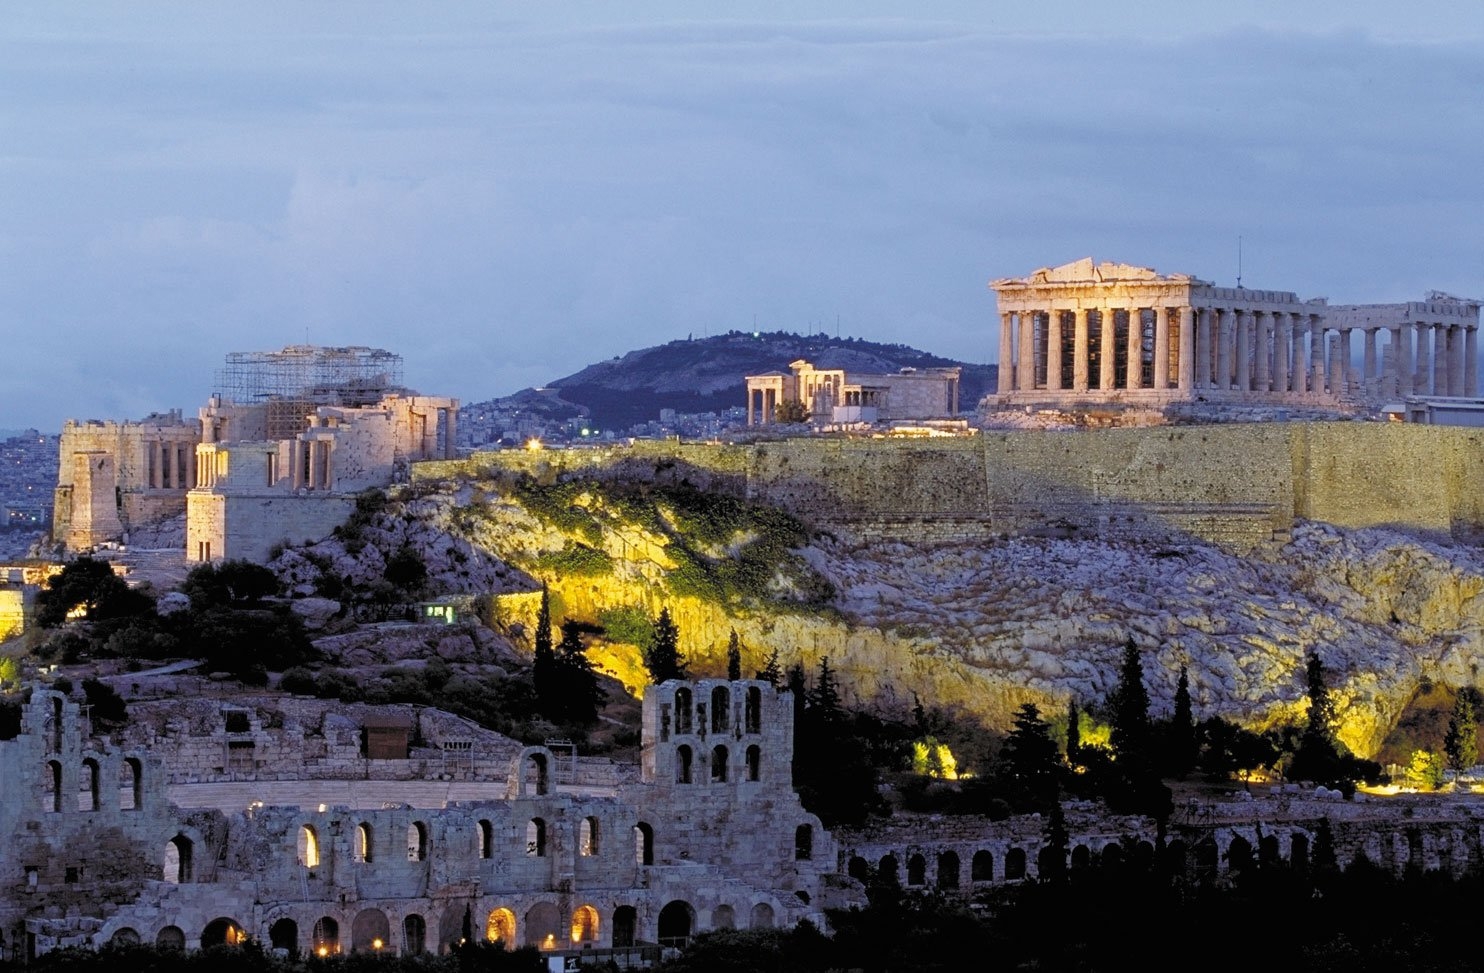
[745,359,962,427]
[991,258,1480,412]
[10,681,843,960]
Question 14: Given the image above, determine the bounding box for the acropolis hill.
[382,419,1484,759]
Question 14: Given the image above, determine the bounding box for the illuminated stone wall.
[52,414,200,550]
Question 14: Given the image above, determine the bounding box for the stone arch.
[748,902,774,930]
[119,756,143,811]
[526,817,547,857]
[745,687,762,733]
[155,926,185,950]
[486,907,516,946]
[269,918,298,954]
[1004,847,1027,881]
[1070,844,1091,872]
[524,902,560,948]
[1100,842,1125,874]
[571,904,600,944]
[438,904,468,953]
[971,850,994,882]
[1039,844,1065,877]
[201,917,247,948]
[476,819,493,859]
[79,756,100,812]
[1227,834,1254,875]
[937,850,960,890]
[109,927,140,945]
[847,855,870,883]
[711,686,730,732]
[674,688,693,734]
[356,822,374,863]
[1258,832,1281,866]
[675,744,693,784]
[164,833,193,883]
[402,914,426,955]
[510,747,554,797]
[906,852,926,886]
[634,822,654,866]
[1133,840,1155,873]
[878,853,899,884]
[311,916,340,956]
[44,759,62,813]
[299,824,321,868]
[659,900,696,946]
[1164,839,1189,880]
[580,816,600,856]
[745,745,761,781]
[711,744,728,782]
[407,821,429,861]
[612,906,638,948]
[1194,837,1219,883]
[795,824,813,861]
[352,908,391,952]
[1290,832,1311,870]
[711,905,736,930]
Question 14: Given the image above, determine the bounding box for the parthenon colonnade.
[1327,297,1480,401]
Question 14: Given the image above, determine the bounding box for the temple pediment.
[995,258,1202,287]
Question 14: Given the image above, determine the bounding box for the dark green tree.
[756,648,782,687]
[1160,664,1198,778]
[1040,799,1070,884]
[180,559,279,610]
[809,656,844,722]
[792,659,882,827]
[81,677,127,729]
[552,619,607,726]
[1303,651,1336,744]
[1444,690,1478,772]
[1287,652,1382,795]
[1109,637,1150,765]
[35,557,153,628]
[643,606,688,684]
[726,629,742,681]
[1065,697,1081,765]
[997,702,1060,812]
[531,586,558,713]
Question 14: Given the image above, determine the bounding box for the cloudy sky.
[4,2,1483,432]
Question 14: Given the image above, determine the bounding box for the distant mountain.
[471,331,995,432]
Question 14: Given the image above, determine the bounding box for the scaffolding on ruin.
[214,345,407,440]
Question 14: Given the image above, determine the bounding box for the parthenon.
[991,258,1480,408]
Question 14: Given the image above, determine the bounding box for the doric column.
[149,440,161,489]
[1415,321,1432,395]
[1234,310,1251,392]
[1274,313,1291,394]
[1194,308,1211,388]
[444,410,458,458]
[1046,310,1063,391]
[1152,307,1170,390]
[1216,308,1233,390]
[1327,333,1344,394]
[1292,316,1309,393]
[1177,306,1194,392]
[1433,323,1448,395]
[1254,311,1270,392]
[1099,309,1116,390]
[1468,327,1479,397]
[1125,307,1143,391]
[1072,309,1090,392]
[1310,314,1325,393]
[1018,312,1036,391]
[1362,328,1377,396]
[998,313,1014,393]
[1449,324,1466,396]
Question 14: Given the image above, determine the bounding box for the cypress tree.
[757,648,782,687]
[532,585,558,714]
[998,702,1060,812]
[726,629,742,681]
[810,656,843,722]
[1041,799,1069,884]
[643,606,687,684]
[1109,637,1151,765]
[1444,690,1479,772]
[1065,697,1081,765]
[1170,664,1196,776]
[1304,651,1336,744]
[555,619,606,726]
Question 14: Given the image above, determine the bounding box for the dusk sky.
[4,2,1483,433]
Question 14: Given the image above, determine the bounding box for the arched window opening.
[634,822,655,866]
[712,905,736,930]
[745,745,761,781]
[1004,847,1027,881]
[794,825,813,861]
[658,901,695,948]
[674,689,693,734]
[355,822,373,863]
[402,915,426,956]
[407,821,428,862]
[1100,843,1125,874]
[351,908,390,953]
[878,853,899,885]
[1259,833,1281,865]
[299,825,320,868]
[110,928,140,945]
[269,919,298,954]
[847,856,870,882]
[580,816,600,856]
[524,752,549,796]
[201,918,247,948]
[1291,833,1311,871]
[486,907,516,947]
[527,818,547,857]
[311,917,340,956]
[612,906,638,948]
[971,850,994,882]
[710,686,730,732]
[571,905,600,945]
[675,745,693,784]
[477,819,493,860]
[906,852,926,886]
[121,757,142,811]
[1070,844,1091,872]
[165,834,192,883]
[937,850,960,890]
[79,758,99,812]
[156,926,185,950]
[50,696,62,751]
[45,760,62,813]
[745,687,762,734]
[711,745,728,783]
[524,902,560,949]
[748,902,774,930]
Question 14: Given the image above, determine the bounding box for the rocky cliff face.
[274,474,1484,759]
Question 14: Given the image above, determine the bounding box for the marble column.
[1254,312,1270,392]
[1153,307,1170,390]
[1310,315,1325,393]
[1216,309,1233,390]
[1046,310,1063,391]
[1468,327,1479,397]
[1449,324,1465,396]
[1177,306,1194,392]
[1414,322,1432,395]
[1292,317,1308,393]
[998,313,1014,393]
[1018,312,1036,392]
[1125,308,1143,391]
[1274,313,1292,394]
[1195,308,1212,389]
[1234,310,1251,392]
[1099,309,1116,390]
[1362,328,1377,396]
[1433,323,1448,395]
[1073,309,1090,392]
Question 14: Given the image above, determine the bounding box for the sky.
[4,2,1484,432]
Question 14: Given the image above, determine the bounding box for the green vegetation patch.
[531,542,614,577]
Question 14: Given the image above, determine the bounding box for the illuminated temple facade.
[991,258,1480,409]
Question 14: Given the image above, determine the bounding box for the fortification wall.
[418,423,1484,548]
